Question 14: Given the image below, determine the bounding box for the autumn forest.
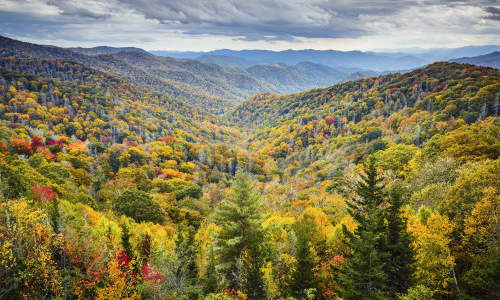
[0,33,499,300]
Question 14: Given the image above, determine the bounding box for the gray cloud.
[0,0,498,49]
[485,6,500,20]
[113,0,500,40]
[116,0,369,40]
[46,0,113,20]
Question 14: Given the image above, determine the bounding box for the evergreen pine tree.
[214,171,266,299]
[337,157,389,300]
[290,215,319,299]
[385,185,415,298]
[204,243,218,294]
[175,226,201,298]
[243,239,266,300]
[183,227,199,286]
[120,223,133,257]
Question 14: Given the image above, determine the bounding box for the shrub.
[10,139,33,156]
[174,184,202,200]
[38,163,71,185]
[114,189,165,223]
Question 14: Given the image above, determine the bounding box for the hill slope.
[2,36,364,113]
[0,35,275,114]
[231,62,500,129]
[246,62,347,93]
[230,62,499,181]
[0,57,237,144]
[450,51,500,69]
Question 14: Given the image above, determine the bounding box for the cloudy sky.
[0,0,499,51]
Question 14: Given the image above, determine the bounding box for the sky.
[0,0,499,51]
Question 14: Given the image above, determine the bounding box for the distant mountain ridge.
[197,54,260,68]
[151,45,500,71]
[381,45,500,62]
[68,46,149,56]
[152,48,426,71]
[450,51,500,69]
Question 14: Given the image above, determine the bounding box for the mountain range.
[151,45,500,71]
[450,51,500,69]
[0,36,374,113]
[3,35,498,117]
[151,49,425,71]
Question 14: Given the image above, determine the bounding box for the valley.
[0,35,499,299]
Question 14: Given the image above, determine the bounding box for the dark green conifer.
[385,185,415,298]
[120,223,133,257]
[175,226,201,298]
[214,171,266,299]
[337,157,388,300]
[204,243,218,294]
[289,215,319,299]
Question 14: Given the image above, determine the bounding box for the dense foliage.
[0,37,499,300]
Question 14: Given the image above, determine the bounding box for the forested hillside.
[0,36,365,114]
[0,57,237,144]
[0,40,499,300]
[246,62,347,94]
[0,35,268,114]
[232,62,499,128]
[2,36,386,109]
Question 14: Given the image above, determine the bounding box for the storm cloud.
[0,0,499,50]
